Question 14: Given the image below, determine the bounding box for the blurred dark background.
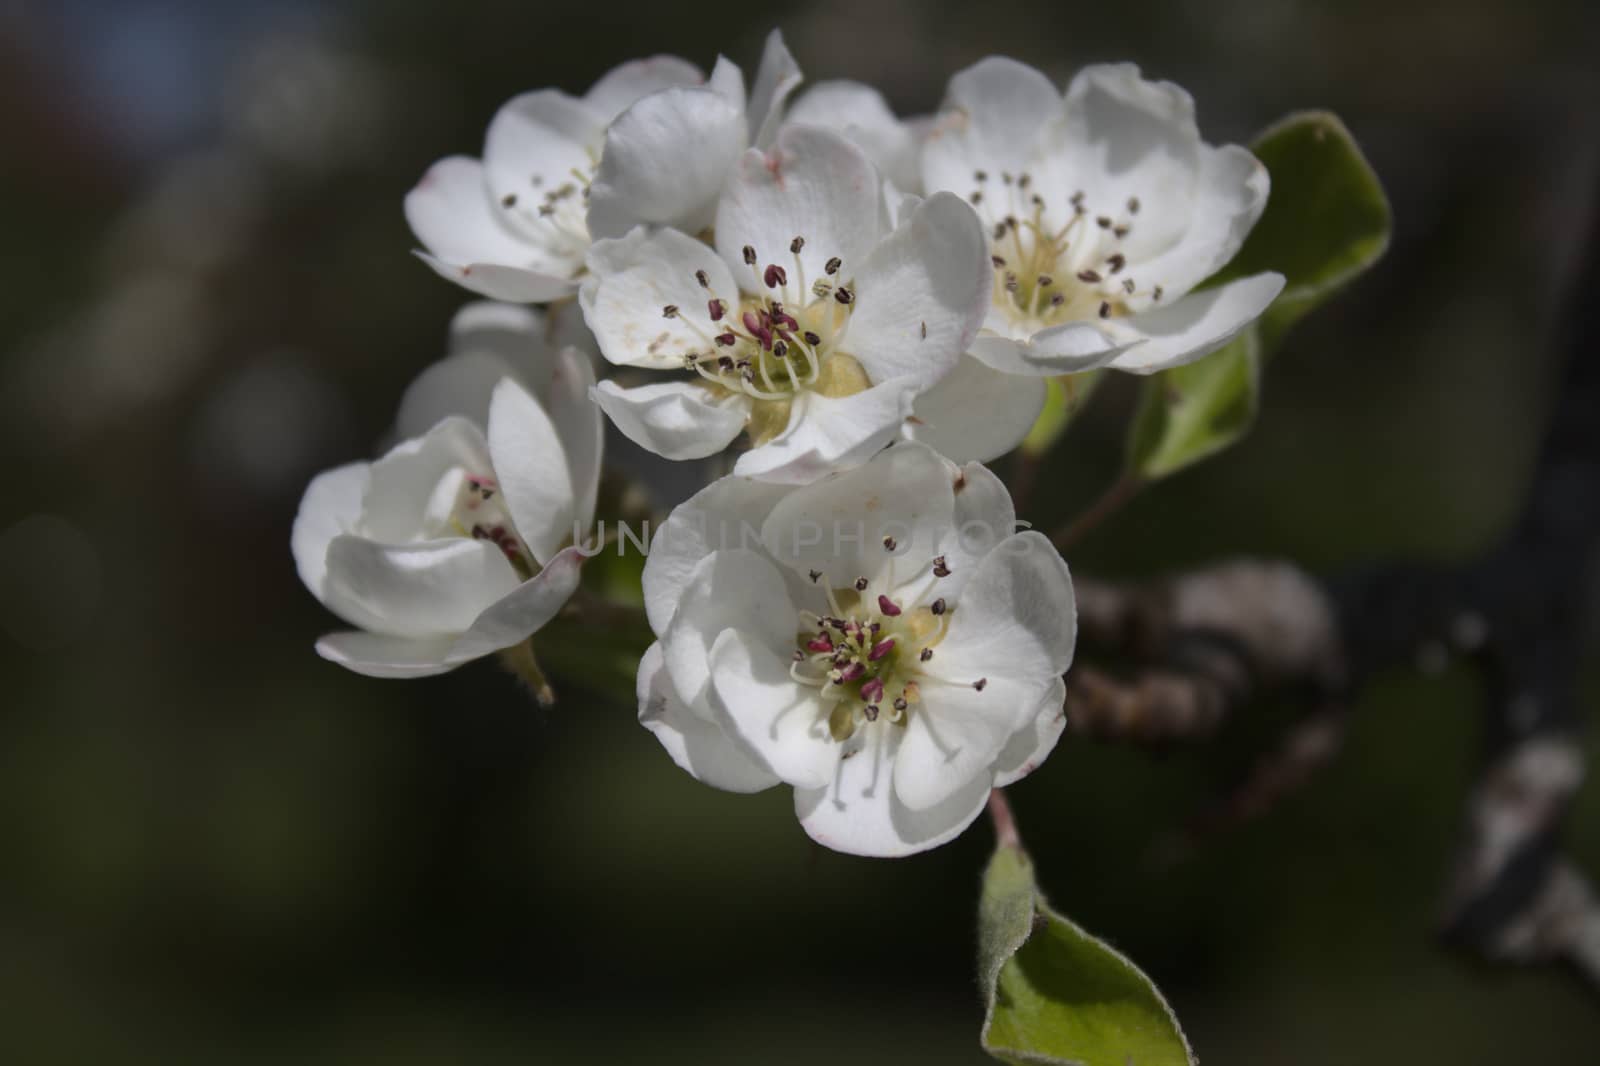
[5,0,1600,1061]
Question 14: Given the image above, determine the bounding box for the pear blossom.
[292,303,602,677]
[581,125,991,485]
[637,442,1075,857]
[585,30,803,241]
[404,54,708,302]
[905,60,1287,460]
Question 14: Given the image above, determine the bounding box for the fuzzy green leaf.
[1021,372,1106,458]
[979,843,1194,1066]
[1124,329,1260,480]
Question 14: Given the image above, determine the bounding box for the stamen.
[869,637,895,661]
[860,677,884,704]
[877,594,902,617]
[742,245,757,265]
[931,597,946,616]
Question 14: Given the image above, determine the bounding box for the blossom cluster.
[294,31,1281,855]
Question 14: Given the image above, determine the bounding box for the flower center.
[789,545,985,743]
[966,171,1165,332]
[438,470,536,581]
[665,236,868,444]
[498,158,598,261]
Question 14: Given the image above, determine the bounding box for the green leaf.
[1124,328,1260,480]
[980,843,1194,1066]
[1021,372,1105,458]
[1121,110,1388,481]
[1212,110,1391,354]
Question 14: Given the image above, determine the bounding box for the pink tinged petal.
[893,673,1048,810]
[414,253,578,303]
[759,440,958,591]
[487,377,576,568]
[448,544,586,660]
[842,192,989,389]
[315,631,464,679]
[482,89,606,211]
[714,125,883,296]
[582,55,705,122]
[586,88,748,241]
[660,549,797,711]
[927,530,1076,687]
[793,722,993,857]
[786,80,921,191]
[706,628,836,790]
[637,641,780,794]
[580,227,741,369]
[992,677,1069,788]
[321,535,521,638]
[1033,63,1203,264]
[907,354,1046,464]
[1105,272,1284,374]
[921,56,1062,201]
[360,417,492,543]
[730,378,918,485]
[293,462,370,607]
[746,28,803,148]
[591,379,748,462]
[1119,143,1272,304]
[641,476,792,633]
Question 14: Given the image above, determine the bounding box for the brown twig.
[1050,473,1144,553]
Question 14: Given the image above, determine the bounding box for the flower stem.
[988,788,1022,850]
[1051,472,1144,553]
[498,639,556,707]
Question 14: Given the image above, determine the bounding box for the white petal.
[786,80,921,191]
[482,90,606,211]
[841,191,989,388]
[1034,64,1201,266]
[487,377,575,567]
[992,677,1068,788]
[448,301,552,380]
[908,355,1045,463]
[659,549,796,711]
[586,88,748,240]
[583,55,705,122]
[315,631,463,679]
[405,156,534,266]
[591,378,748,461]
[759,440,956,590]
[1106,272,1283,374]
[714,125,883,298]
[1120,143,1271,304]
[361,417,492,543]
[922,57,1061,202]
[449,544,586,660]
[638,642,780,793]
[545,346,604,534]
[747,28,803,148]
[894,673,1046,810]
[321,535,520,637]
[395,351,514,442]
[967,322,1131,377]
[414,252,577,304]
[927,530,1075,687]
[794,722,992,857]
[706,55,747,111]
[642,476,793,633]
[731,379,916,485]
[581,227,741,369]
[292,462,370,606]
[707,628,838,790]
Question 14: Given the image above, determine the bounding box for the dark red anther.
[859,677,885,704]
[708,298,726,321]
[715,332,737,346]
[763,263,788,289]
[806,632,834,653]
[742,310,764,335]
[838,661,866,683]
[868,638,895,662]
[877,594,902,617]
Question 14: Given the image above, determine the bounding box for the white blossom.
[292,303,601,677]
[784,80,926,194]
[404,55,707,302]
[907,59,1286,461]
[581,125,991,484]
[637,442,1075,857]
